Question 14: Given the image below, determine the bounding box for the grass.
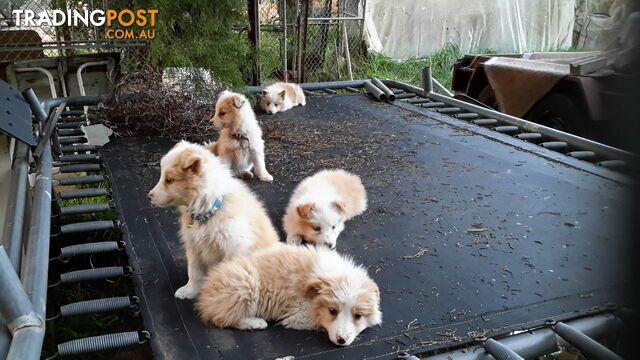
[352,43,497,90]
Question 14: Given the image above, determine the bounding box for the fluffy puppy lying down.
[261,82,306,114]
[209,91,273,182]
[283,169,367,249]
[147,141,279,299]
[197,245,382,346]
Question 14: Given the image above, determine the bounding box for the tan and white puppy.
[197,245,382,346]
[147,141,279,300]
[283,169,367,249]
[260,82,306,114]
[209,91,273,182]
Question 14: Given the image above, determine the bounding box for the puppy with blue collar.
[148,140,280,299]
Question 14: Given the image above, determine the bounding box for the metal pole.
[0,247,40,328]
[21,143,53,319]
[1,141,30,271]
[363,80,386,101]
[422,67,432,95]
[371,78,395,102]
[22,89,47,122]
[553,322,623,360]
[248,79,366,93]
[33,102,66,159]
[77,61,108,117]
[41,95,111,116]
[283,0,288,82]
[483,338,525,360]
[5,145,54,360]
[14,67,57,98]
[342,20,353,80]
[432,77,453,97]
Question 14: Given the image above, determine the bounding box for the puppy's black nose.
[337,337,345,345]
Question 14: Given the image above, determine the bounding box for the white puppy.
[209,91,273,182]
[283,169,367,249]
[261,82,306,114]
[197,245,382,346]
[147,141,279,299]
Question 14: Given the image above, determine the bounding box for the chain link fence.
[257,0,366,83]
[1,0,366,84]
[0,0,148,70]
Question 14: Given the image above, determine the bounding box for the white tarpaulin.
[365,0,576,59]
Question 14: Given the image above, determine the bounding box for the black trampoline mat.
[101,94,633,360]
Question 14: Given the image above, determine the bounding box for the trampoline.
[101,92,633,359]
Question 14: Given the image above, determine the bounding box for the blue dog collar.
[190,198,223,224]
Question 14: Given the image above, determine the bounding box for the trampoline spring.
[57,331,150,356]
[60,220,117,234]
[59,187,108,200]
[568,151,596,160]
[406,98,431,104]
[57,129,84,137]
[59,116,86,122]
[58,241,125,259]
[345,87,361,93]
[394,92,417,100]
[541,141,568,150]
[62,110,85,116]
[60,203,111,216]
[419,101,446,108]
[473,118,499,126]
[598,160,626,169]
[58,136,88,144]
[59,163,101,173]
[57,121,85,129]
[437,107,462,114]
[456,113,479,120]
[58,265,131,284]
[516,132,543,141]
[324,88,338,94]
[57,175,105,186]
[58,153,100,163]
[59,296,138,317]
[494,126,520,134]
[483,338,524,360]
[60,144,99,153]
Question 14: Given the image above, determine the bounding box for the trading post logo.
[12,9,158,40]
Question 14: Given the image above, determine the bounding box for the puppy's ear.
[304,278,331,299]
[261,90,268,97]
[296,203,315,220]
[279,90,286,99]
[232,95,245,109]
[180,153,202,173]
[332,201,345,214]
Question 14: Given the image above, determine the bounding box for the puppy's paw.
[300,101,306,106]
[259,173,273,182]
[175,285,199,300]
[238,317,268,330]
[241,171,254,180]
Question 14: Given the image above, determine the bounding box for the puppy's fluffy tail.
[322,169,367,219]
[196,260,260,328]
